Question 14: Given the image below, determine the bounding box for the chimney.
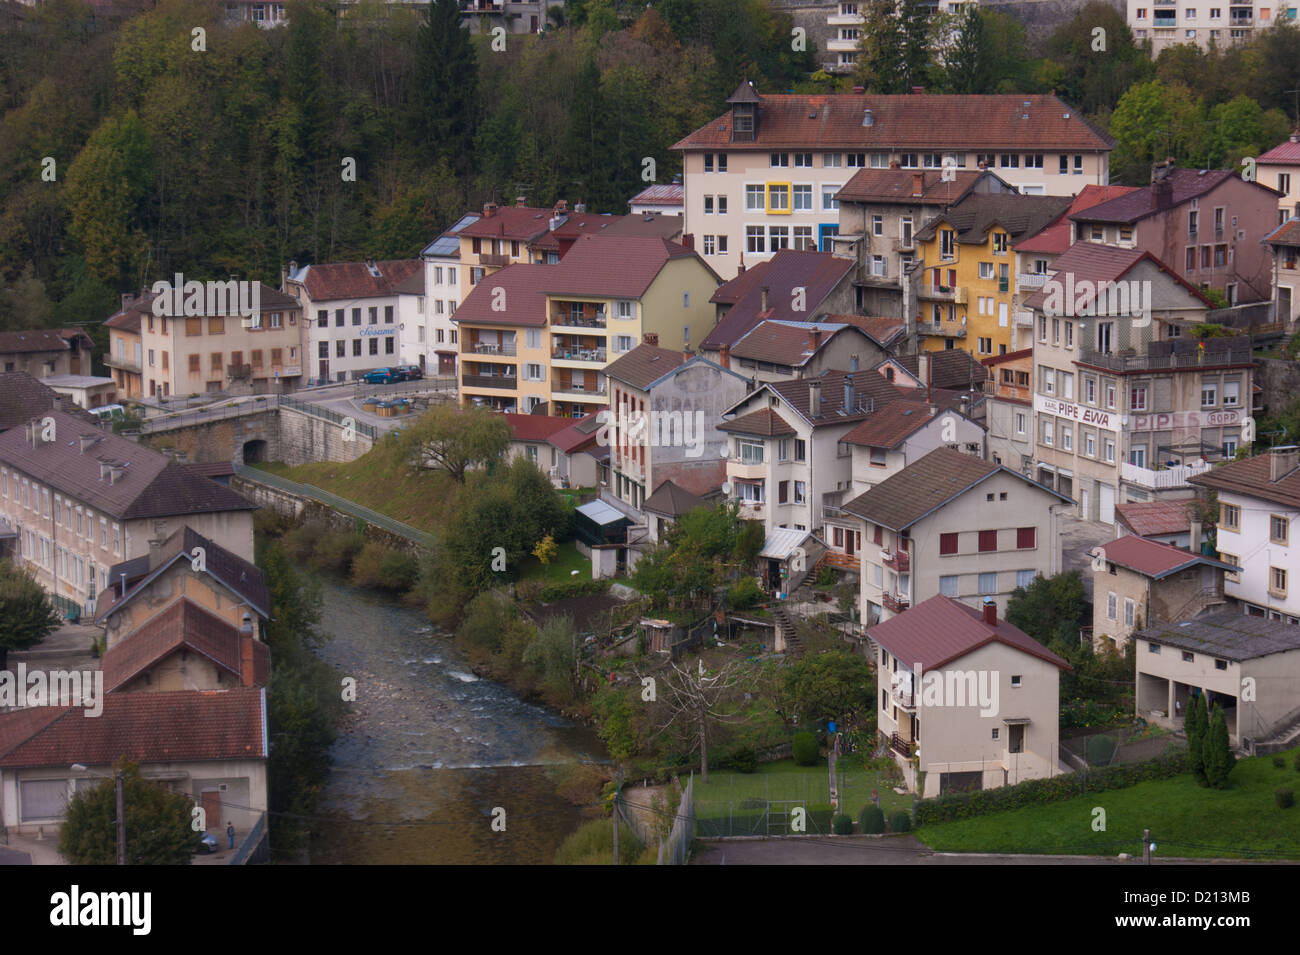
[148,537,165,570]
[240,615,256,687]
[555,199,568,215]
[1189,515,1202,554]
[680,233,695,251]
[643,332,659,346]
[99,459,111,480]
[515,195,527,207]
[809,379,822,417]
[850,353,859,372]
[917,353,930,394]
[1291,129,1300,144]
[109,464,125,485]
[78,433,98,453]
[912,172,924,198]
[719,344,731,369]
[1151,158,1175,210]
[1269,445,1299,482]
[483,202,498,218]
[737,262,746,274]
[120,292,135,311]
[982,595,997,626]
[761,286,771,312]
[844,378,855,411]
[808,327,821,351]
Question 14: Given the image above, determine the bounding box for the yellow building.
[912,194,1072,359]
[454,235,721,416]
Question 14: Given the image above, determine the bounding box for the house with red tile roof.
[1256,131,1300,225]
[627,183,684,216]
[0,686,268,838]
[1088,534,1233,651]
[0,328,94,381]
[1068,161,1282,305]
[866,594,1070,797]
[725,319,889,384]
[1115,499,1202,550]
[502,412,604,489]
[675,84,1113,280]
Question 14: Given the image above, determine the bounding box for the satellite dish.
[722,481,733,495]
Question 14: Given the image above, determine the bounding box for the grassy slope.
[916,748,1300,859]
[694,758,914,817]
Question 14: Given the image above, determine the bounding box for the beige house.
[1257,132,1300,227]
[867,594,1071,797]
[0,410,256,618]
[842,446,1070,626]
[726,319,890,385]
[0,329,94,380]
[1264,218,1300,331]
[1088,533,1231,651]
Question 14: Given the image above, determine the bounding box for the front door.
[845,528,856,557]
[319,358,329,383]
[1099,484,1116,524]
[201,790,222,832]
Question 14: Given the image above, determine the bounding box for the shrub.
[859,805,886,834]
[729,747,758,774]
[1277,788,1295,809]
[815,564,835,587]
[726,576,764,610]
[888,810,912,833]
[315,529,364,573]
[553,818,643,865]
[1274,756,1286,769]
[1295,751,1300,772]
[349,542,420,592]
[832,813,853,835]
[457,591,515,654]
[536,578,607,602]
[1085,734,1117,765]
[792,731,819,766]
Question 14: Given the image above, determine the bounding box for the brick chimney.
[240,618,256,687]
[515,195,527,207]
[761,286,771,312]
[982,595,997,625]
[1151,158,1175,211]
[809,379,822,417]
[719,344,731,369]
[808,327,821,351]
[912,172,924,197]
[121,292,135,311]
[680,233,694,251]
[1269,445,1299,482]
[643,332,659,346]
[483,202,498,218]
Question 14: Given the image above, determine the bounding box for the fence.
[693,768,901,837]
[139,395,278,433]
[352,376,458,400]
[658,775,694,865]
[228,812,267,865]
[233,464,436,548]
[278,394,383,439]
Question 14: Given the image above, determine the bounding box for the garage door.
[1099,484,1115,524]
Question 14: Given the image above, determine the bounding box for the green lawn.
[694,758,913,824]
[916,748,1300,859]
[516,539,590,583]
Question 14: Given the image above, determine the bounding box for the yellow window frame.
[766,182,792,215]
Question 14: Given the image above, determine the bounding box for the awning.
[758,527,827,561]
[576,500,629,527]
[1001,717,1031,725]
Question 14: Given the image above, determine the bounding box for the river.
[307,579,608,864]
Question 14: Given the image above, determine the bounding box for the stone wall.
[276,406,375,467]
[1253,358,1300,418]
[232,476,424,556]
[139,410,279,465]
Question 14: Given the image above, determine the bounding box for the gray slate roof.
[1139,612,1300,661]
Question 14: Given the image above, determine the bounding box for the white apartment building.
[823,0,979,74]
[1128,0,1297,53]
[673,84,1115,280]
[1258,132,1300,226]
[397,214,478,378]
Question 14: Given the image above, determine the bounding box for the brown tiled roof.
[889,351,990,389]
[866,594,1071,671]
[1258,135,1300,165]
[94,526,269,622]
[915,193,1072,244]
[701,250,853,350]
[600,213,685,239]
[1265,218,1300,247]
[730,320,857,366]
[843,445,1065,529]
[452,263,550,327]
[549,416,603,455]
[1069,168,1273,225]
[824,314,905,348]
[458,206,557,241]
[628,184,685,206]
[603,344,689,390]
[0,687,266,769]
[841,400,941,448]
[1021,242,1214,310]
[293,260,421,301]
[1090,534,1233,580]
[529,212,623,252]
[0,373,97,432]
[542,235,704,298]
[1115,499,1196,538]
[1014,184,1141,253]
[101,598,269,692]
[672,93,1114,152]
[0,329,78,354]
[717,407,797,437]
[642,479,704,517]
[104,293,155,332]
[391,269,425,295]
[0,412,255,522]
[1189,453,1300,508]
[710,258,772,306]
[767,368,911,425]
[835,168,988,204]
[503,413,574,443]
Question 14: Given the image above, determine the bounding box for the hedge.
[914,752,1188,826]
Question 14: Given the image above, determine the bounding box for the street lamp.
[71,764,125,865]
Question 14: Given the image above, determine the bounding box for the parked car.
[361,368,396,384]
[392,364,423,381]
[197,832,220,854]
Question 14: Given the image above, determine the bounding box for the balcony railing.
[552,313,607,329]
[922,322,967,338]
[553,382,607,397]
[468,341,517,356]
[882,591,910,614]
[477,253,510,267]
[552,347,607,363]
[462,374,517,390]
[889,733,914,757]
[1121,460,1213,490]
[892,686,916,710]
[882,549,910,573]
[925,286,958,301]
[1078,343,1254,372]
[1017,272,1048,291]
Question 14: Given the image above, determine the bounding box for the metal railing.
[1078,344,1254,372]
[1121,460,1212,489]
[279,394,381,439]
[462,374,518,390]
[139,396,278,433]
[467,341,517,356]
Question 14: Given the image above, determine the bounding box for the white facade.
[1127,0,1296,53]
[1214,489,1300,622]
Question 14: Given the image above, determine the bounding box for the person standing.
[226,822,236,850]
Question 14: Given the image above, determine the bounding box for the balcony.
[736,499,765,520]
[819,551,861,573]
[105,355,142,374]
[552,346,607,364]
[894,237,916,252]
[1014,310,1035,327]
[728,458,767,480]
[1121,460,1213,490]
[924,285,959,302]
[1077,341,1254,372]
[466,341,517,356]
[892,686,916,711]
[552,382,606,399]
[881,549,910,573]
[882,591,910,614]
[1230,15,1253,25]
[461,1,503,12]
[888,733,914,757]
[477,253,510,268]
[827,37,861,52]
[921,321,967,339]
[1017,272,1048,291]
[827,12,865,25]
[227,364,252,380]
[462,374,518,390]
[552,312,607,330]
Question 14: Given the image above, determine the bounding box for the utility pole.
[115,771,127,866]
[612,768,622,866]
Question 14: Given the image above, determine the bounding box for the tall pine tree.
[1186,692,1207,785]
[413,0,479,178]
[1204,704,1236,789]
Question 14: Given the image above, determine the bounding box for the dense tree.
[1186,691,1207,785]
[412,0,480,177]
[0,560,62,670]
[1043,2,1153,115]
[631,503,763,610]
[1006,571,1088,648]
[777,649,875,730]
[1108,80,1205,184]
[59,761,201,865]
[397,404,511,483]
[1203,703,1236,788]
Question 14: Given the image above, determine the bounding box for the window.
[352,340,361,357]
[704,154,713,173]
[1010,675,1023,688]
[978,530,997,552]
[821,186,840,211]
[1059,154,1069,174]
[1201,382,1217,407]
[940,533,958,555]
[940,230,955,258]
[1084,431,1096,457]
[1272,566,1288,596]
[1104,439,1116,463]
[1104,380,1116,407]
[1130,386,1148,411]
[1280,173,1293,195]
[739,441,764,465]
[767,184,790,212]
[793,184,812,211]
[992,727,1000,740]
[1272,514,1289,545]
[1015,411,1026,436]
[1107,592,1117,620]
[793,226,814,251]
[793,481,806,504]
[999,153,1019,169]
[823,152,841,168]
[978,571,997,594]
[794,439,806,462]
[1123,597,1135,627]
[1017,569,1036,589]
[1073,155,1083,174]
[769,226,789,250]
[716,235,728,254]
[1220,502,1240,531]
[746,226,766,254]
[847,153,867,167]
[770,153,789,168]
[939,575,959,597]
[1223,380,1240,407]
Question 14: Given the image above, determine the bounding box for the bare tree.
[647,657,752,784]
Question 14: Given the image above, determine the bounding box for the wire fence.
[657,776,694,865]
[693,768,911,837]
[233,465,436,549]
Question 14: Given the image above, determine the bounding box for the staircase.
[770,602,802,656]
[1249,704,1300,755]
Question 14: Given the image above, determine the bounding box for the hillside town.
[0,0,1299,889]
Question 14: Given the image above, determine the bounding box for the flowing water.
[307,580,607,864]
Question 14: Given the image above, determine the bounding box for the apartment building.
[1190,445,1300,622]
[673,84,1114,279]
[0,410,256,618]
[913,193,1072,357]
[1089,534,1230,650]
[285,259,420,384]
[821,0,980,74]
[982,349,1034,473]
[867,594,1069,797]
[1127,0,1296,53]
[843,446,1068,624]
[1023,242,1248,524]
[832,166,1015,317]
[391,214,477,378]
[1012,184,1141,350]
[1264,217,1300,330]
[726,320,887,384]
[0,329,93,379]
[220,1,287,27]
[456,0,560,34]
[104,284,304,399]
[1256,131,1300,225]
[604,343,750,509]
[1069,162,1282,305]
[457,200,602,301]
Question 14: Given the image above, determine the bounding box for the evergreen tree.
[412,0,479,177]
[899,0,932,91]
[1185,693,1207,785]
[1203,704,1236,788]
[854,0,906,92]
[944,4,986,94]
[0,560,62,671]
[563,54,606,207]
